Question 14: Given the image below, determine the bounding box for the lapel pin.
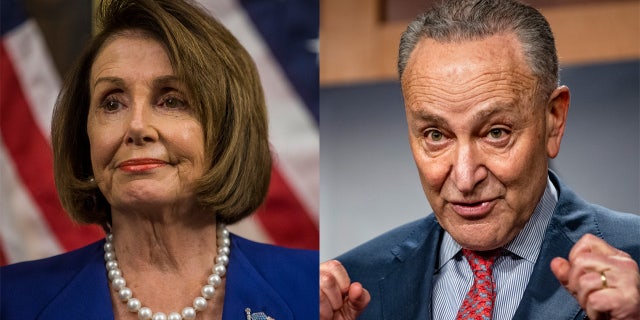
[245,308,275,320]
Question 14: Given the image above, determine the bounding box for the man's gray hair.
[398,0,558,98]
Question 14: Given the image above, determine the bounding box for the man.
[319,0,640,319]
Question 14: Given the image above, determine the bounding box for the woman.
[0,0,317,319]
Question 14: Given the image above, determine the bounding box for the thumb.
[550,256,570,287]
[345,282,371,317]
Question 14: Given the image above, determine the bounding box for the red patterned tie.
[456,249,500,320]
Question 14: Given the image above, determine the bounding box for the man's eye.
[489,128,504,139]
[489,127,514,140]
[427,130,444,141]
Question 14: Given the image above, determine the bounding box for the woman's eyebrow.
[152,75,182,88]
[93,76,124,90]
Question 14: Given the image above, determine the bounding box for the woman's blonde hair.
[52,0,271,228]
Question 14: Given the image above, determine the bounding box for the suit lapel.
[379,217,442,320]
[222,236,293,320]
[513,172,596,320]
[512,219,583,320]
[38,242,114,319]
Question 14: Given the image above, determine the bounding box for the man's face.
[402,33,568,251]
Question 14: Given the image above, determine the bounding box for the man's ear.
[546,86,570,159]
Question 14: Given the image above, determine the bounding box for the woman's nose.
[124,104,157,145]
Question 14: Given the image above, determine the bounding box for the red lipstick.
[117,158,166,172]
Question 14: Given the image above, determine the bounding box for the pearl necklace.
[104,224,230,320]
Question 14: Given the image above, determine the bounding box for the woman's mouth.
[117,158,167,172]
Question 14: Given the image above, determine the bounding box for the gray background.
[320,60,640,261]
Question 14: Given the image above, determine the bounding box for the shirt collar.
[437,176,558,269]
[504,176,557,262]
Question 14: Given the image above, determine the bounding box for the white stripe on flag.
[227,215,273,244]
[1,18,64,263]
[0,136,63,263]
[4,19,61,140]
[199,0,320,220]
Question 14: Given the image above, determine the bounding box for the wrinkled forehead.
[92,30,166,65]
[401,34,540,106]
[403,34,534,81]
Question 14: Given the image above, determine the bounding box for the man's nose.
[451,142,488,194]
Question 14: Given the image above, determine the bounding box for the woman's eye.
[101,98,122,112]
[161,96,187,109]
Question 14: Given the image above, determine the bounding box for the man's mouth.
[450,200,496,218]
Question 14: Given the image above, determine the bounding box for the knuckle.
[586,293,602,310]
[319,270,337,287]
[323,259,344,271]
[615,256,639,271]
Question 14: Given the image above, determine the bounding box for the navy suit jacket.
[338,172,640,319]
[1,234,318,319]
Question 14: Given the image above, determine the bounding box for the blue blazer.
[1,234,318,319]
[338,172,640,319]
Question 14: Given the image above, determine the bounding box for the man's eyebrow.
[420,113,447,125]
[472,103,516,121]
[410,109,449,127]
[409,102,517,127]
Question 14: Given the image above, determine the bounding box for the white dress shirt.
[432,177,558,320]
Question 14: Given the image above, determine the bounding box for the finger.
[331,283,370,320]
[321,260,352,293]
[320,271,346,311]
[564,252,605,296]
[572,252,637,275]
[347,282,371,312]
[566,253,637,297]
[584,288,623,320]
[320,260,352,311]
[319,290,336,320]
[575,270,608,307]
[584,271,640,320]
[568,234,620,262]
[562,243,640,320]
[552,256,592,297]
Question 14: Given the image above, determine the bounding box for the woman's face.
[87,34,206,212]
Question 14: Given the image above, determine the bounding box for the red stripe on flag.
[0,237,6,266]
[0,44,103,252]
[257,166,318,250]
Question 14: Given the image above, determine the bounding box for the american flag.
[0,0,318,265]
